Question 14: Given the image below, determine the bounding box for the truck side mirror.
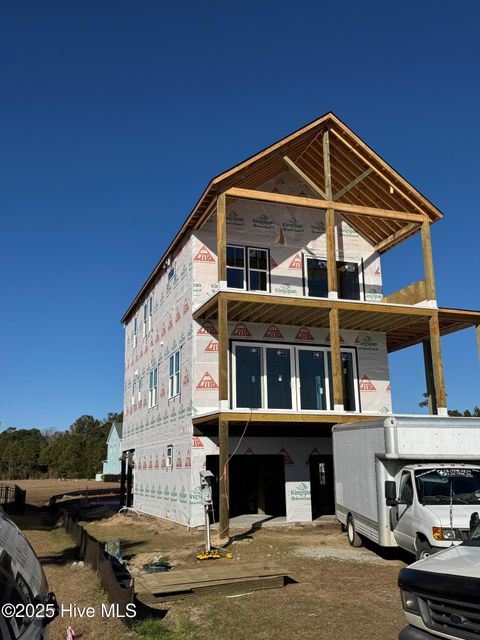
[385,480,398,506]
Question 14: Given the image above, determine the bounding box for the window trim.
[168,350,180,399]
[143,302,148,338]
[133,317,138,349]
[231,340,360,412]
[166,445,173,469]
[226,245,247,290]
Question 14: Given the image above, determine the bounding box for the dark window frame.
[226,243,271,293]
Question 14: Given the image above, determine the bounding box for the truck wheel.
[347,516,362,547]
[415,539,433,561]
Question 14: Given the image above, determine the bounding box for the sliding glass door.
[266,348,292,410]
[298,350,328,410]
[233,342,359,412]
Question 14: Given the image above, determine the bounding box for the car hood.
[410,544,480,578]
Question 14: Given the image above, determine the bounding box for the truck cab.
[386,464,480,560]
[398,523,480,639]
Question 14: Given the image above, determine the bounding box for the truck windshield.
[414,468,480,505]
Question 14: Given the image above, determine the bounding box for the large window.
[233,342,359,412]
[305,256,361,301]
[148,367,158,408]
[169,350,180,398]
[227,245,269,292]
[233,344,293,410]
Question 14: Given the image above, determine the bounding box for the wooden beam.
[224,187,426,223]
[217,193,227,284]
[326,208,337,295]
[477,325,480,363]
[323,128,337,297]
[218,297,228,402]
[329,307,344,410]
[333,168,373,201]
[283,155,327,199]
[383,280,427,306]
[421,221,437,302]
[374,223,419,254]
[429,312,447,411]
[218,419,229,541]
[422,339,438,415]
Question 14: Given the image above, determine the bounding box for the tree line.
[0,412,122,480]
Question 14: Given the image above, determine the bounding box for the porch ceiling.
[193,292,480,353]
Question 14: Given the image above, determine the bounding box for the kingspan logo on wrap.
[190,486,202,505]
[274,283,297,295]
[355,335,379,351]
[253,213,275,229]
[290,483,311,501]
[282,216,304,233]
[311,220,326,235]
[226,210,244,227]
[341,222,358,238]
[179,486,188,504]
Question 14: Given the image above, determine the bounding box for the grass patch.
[133,619,197,640]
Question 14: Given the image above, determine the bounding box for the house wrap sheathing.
[122,168,392,526]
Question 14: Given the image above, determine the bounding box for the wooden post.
[218,418,230,541]
[218,297,228,405]
[429,313,447,414]
[217,192,227,286]
[421,221,437,303]
[323,128,337,297]
[422,339,438,415]
[476,324,480,363]
[329,308,344,411]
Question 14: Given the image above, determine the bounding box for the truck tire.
[415,538,433,561]
[347,516,362,547]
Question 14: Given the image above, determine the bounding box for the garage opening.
[207,454,286,520]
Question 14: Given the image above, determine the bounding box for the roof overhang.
[121,111,443,324]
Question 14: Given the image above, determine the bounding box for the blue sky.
[1,1,479,430]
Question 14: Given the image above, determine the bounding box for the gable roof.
[121,111,442,324]
[107,421,123,443]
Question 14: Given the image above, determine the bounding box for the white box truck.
[333,415,480,560]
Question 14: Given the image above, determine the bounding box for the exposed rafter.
[333,168,373,201]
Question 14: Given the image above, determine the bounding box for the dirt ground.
[12,478,120,506]
[12,481,409,639]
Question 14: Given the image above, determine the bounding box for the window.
[306,258,328,298]
[233,343,294,410]
[399,472,414,504]
[133,317,137,349]
[227,245,269,292]
[132,374,137,406]
[248,248,268,291]
[227,246,245,289]
[149,367,158,408]
[138,375,142,404]
[168,265,175,283]
[233,342,360,412]
[337,261,360,300]
[169,350,180,398]
[148,296,153,332]
[143,303,148,338]
[166,445,173,468]
[305,257,361,300]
